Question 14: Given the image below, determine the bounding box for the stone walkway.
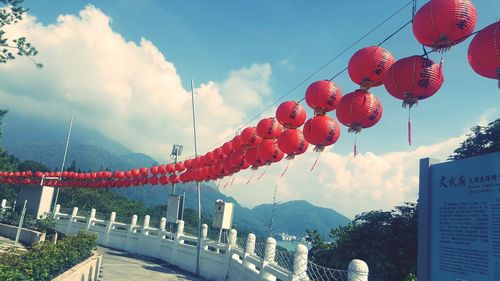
[97,246,206,281]
[0,235,26,253]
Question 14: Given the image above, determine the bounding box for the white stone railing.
[0,200,369,281]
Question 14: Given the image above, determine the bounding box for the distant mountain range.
[1,113,350,238]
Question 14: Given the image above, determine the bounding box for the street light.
[170,144,183,195]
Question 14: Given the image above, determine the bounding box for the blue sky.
[1,0,499,216]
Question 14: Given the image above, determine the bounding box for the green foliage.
[0,230,97,281]
[449,118,500,160]
[0,0,41,67]
[309,203,417,281]
[36,214,56,233]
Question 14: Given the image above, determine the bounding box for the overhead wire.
[179,0,415,161]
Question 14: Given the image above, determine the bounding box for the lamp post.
[170,144,183,195]
[190,79,202,276]
[51,116,73,214]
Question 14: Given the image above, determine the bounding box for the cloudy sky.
[0,0,498,218]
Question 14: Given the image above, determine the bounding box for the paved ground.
[0,235,26,252]
[97,246,206,281]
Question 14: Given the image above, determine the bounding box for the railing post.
[160,217,166,231]
[260,237,277,281]
[176,220,184,244]
[243,233,256,270]
[126,214,138,252]
[66,207,78,233]
[228,229,237,248]
[201,224,208,239]
[53,204,61,220]
[348,259,369,281]
[142,215,150,235]
[292,244,309,281]
[85,208,96,230]
[104,212,116,246]
[1,199,7,210]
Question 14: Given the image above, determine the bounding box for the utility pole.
[52,116,73,214]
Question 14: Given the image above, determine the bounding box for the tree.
[308,203,417,281]
[0,0,41,67]
[449,118,500,160]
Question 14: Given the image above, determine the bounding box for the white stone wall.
[1,200,368,281]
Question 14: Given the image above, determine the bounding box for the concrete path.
[0,235,26,252]
[97,246,206,281]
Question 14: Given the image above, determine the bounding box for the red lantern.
[303,115,341,151]
[230,149,251,170]
[212,148,225,162]
[165,163,175,174]
[205,151,214,165]
[468,21,500,88]
[413,0,477,51]
[232,135,244,150]
[348,46,395,89]
[276,101,307,129]
[256,117,283,139]
[131,169,140,177]
[150,166,159,175]
[157,165,166,174]
[183,159,193,169]
[305,80,342,115]
[139,167,149,175]
[159,175,169,185]
[222,141,234,156]
[244,147,265,169]
[278,129,309,159]
[336,90,382,132]
[258,139,285,165]
[175,162,185,172]
[384,56,444,108]
[240,127,263,148]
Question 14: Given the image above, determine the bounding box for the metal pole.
[171,154,177,195]
[15,200,27,246]
[269,184,278,237]
[52,116,73,213]
[191,79,202,276]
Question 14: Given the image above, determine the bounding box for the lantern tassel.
[354,134,358,157]
[408,108,412,146]
[257,166,267,180]
[230,174,236,187]
[222,179,230,189]
[280,161,290,178]
[246,170,255,185]
[310,152,321,171]
[216,180,222,190]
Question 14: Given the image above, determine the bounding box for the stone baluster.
[142,215,150,235]
[243,233,256,270]
[291,244,309,281]
[348,259,369,281]
[201,224,208,239]
[85,208,96,230]
[260,237,277,281]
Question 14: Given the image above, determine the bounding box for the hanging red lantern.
[305,80,342,115]
[348,46,395,89]
[139,167,149,175]
[157,165,166,174]
[232,135,244,151]
[212,148,225,162]
[175,162,185,172]
[276,101,307,129]
[256,117,283,139]
[183,159,193,169]
[468,21,500,88]
[240,127,263,148]
[303,115,341,152]
[230,149,251,170]
[164,163,174,174]
[205,151,214,165]
[258,139,285,165]
[278,129,309,159]
[244,147,265,169]
[384,56,444,107]
[149,166,159,175]
[148,176,158,185]
[222,141,234,156]
[336,90,382,132]
[413,0,477,51]
[131,169,140,177]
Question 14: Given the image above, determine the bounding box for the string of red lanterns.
[1,0,498,190]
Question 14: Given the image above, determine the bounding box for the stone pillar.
[104,211,116,246]
[176,220,184,236]
[142,215,150,235]
[201,224,208,239]
[53,204,60,219]
[228,229,237,248]
[260,237,277,281]
[1,199,7,209]
[348,259,369,281]
[243,233,256,270]
[292,244,309,281]
[66,207,78,233]
[85,208,96,230]
[160,217,166,231]
[126,215,138,252]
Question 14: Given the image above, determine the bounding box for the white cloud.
[0,6,272,161]
[278,55,296,71]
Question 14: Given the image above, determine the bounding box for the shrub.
[0,230,97,281]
